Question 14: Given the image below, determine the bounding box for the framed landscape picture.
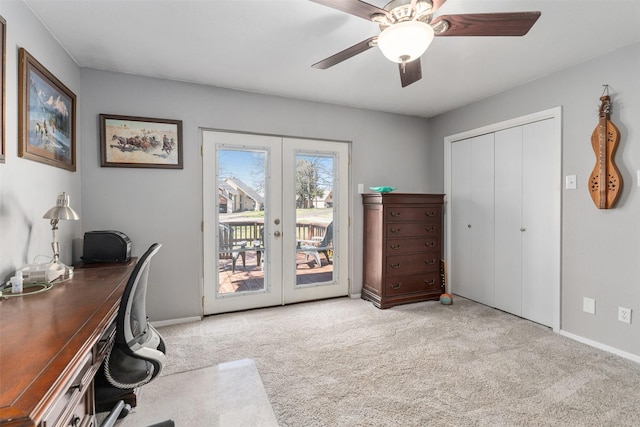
[100,114,183,169]
[18,48,76,171]
[0,15,6,164]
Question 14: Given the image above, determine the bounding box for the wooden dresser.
[362,193,444,308]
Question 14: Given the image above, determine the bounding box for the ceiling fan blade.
[312,37,377,69]
[309,0,388,21]
[399,60,422,88]
[433,12,541,37]
[431,0,447,13]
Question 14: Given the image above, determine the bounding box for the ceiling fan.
[311,0,541,87]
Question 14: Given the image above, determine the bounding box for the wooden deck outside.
[218,250,333,294]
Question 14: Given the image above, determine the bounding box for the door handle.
[274,231,281,237]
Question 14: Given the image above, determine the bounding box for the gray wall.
[4,0,640,359]
[79,69,435,322]
[0,1,82,281]
[429,42,640,356]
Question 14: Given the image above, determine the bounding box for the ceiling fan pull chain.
[400,56,409,74]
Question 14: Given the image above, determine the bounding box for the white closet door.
[450,139,472,298]
[450,134,495,305]
[494,127,523,316]
[470,134,495,306]
[522,119,556,326]
[445,108,560,330]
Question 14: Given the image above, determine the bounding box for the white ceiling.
[23,0,640,118]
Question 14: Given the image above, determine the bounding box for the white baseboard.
[152,316,201,328]
[559,329,640,364]
[349,293,361,299]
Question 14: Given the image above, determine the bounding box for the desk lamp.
[42,192,79,274]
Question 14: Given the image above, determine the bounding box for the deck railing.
[221,221,328,246]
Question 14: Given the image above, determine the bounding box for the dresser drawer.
[386,206,441,222]
[386,253,440,275]
[385,272,442,296]
[386,236,439,254]
[386,222,439,238]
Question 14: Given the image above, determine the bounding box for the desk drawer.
[40,352,93,427]
[386,253,440,275]
[94,321,116,364]
[385,272,442,296]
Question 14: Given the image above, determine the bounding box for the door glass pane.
[217,148,267,295]
[294,153,335,286]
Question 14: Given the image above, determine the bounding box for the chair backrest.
[106,243,166,389]
[318,221,333,248]
[116,243,160,348]
[219,223,234,259]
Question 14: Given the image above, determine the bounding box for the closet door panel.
[450,139,473,298]
[522,119,556,326]
[494,127,523,316]
[470,134,495,306]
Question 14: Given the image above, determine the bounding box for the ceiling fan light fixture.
[377,20,434,63]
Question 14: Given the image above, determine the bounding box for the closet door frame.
[443,107,562,332]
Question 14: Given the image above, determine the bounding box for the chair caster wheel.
[118,403,132,419]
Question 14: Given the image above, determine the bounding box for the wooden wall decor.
[589,85,621,209]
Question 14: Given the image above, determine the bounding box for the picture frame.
[100,114,183,169]
[18,48,76,171]
[0,15,6,164]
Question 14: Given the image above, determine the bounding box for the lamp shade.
[377,20,434,63]
[43,192,80,221]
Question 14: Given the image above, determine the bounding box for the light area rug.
[158,297,640,426]
[118,359,278,426]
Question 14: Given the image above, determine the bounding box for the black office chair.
[95,243,174,427]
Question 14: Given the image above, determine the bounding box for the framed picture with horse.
[18,48,76,171]
[100,114,183,169]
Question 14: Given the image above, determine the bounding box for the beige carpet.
[158,296,640,426]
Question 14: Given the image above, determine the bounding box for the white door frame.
[201,128,352,315]
[443,107,562,332]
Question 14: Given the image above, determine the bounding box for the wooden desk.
[0,260,136,427]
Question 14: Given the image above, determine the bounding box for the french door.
[202,130,349,314]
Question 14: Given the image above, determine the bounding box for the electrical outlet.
[618,307,632,324]
[583,297,596,314]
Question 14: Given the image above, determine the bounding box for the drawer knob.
[390,283,402,290]
[390,211,401,217]
[425,211,435,217]
[390,227,401,233]
[390,244,400,249]
[425,226,435,232]
[424,259,435,265]
[424,242,435,247]
[389,263,401,269]
[425,279,436,285]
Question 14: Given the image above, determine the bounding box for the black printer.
[82,230,132,263]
